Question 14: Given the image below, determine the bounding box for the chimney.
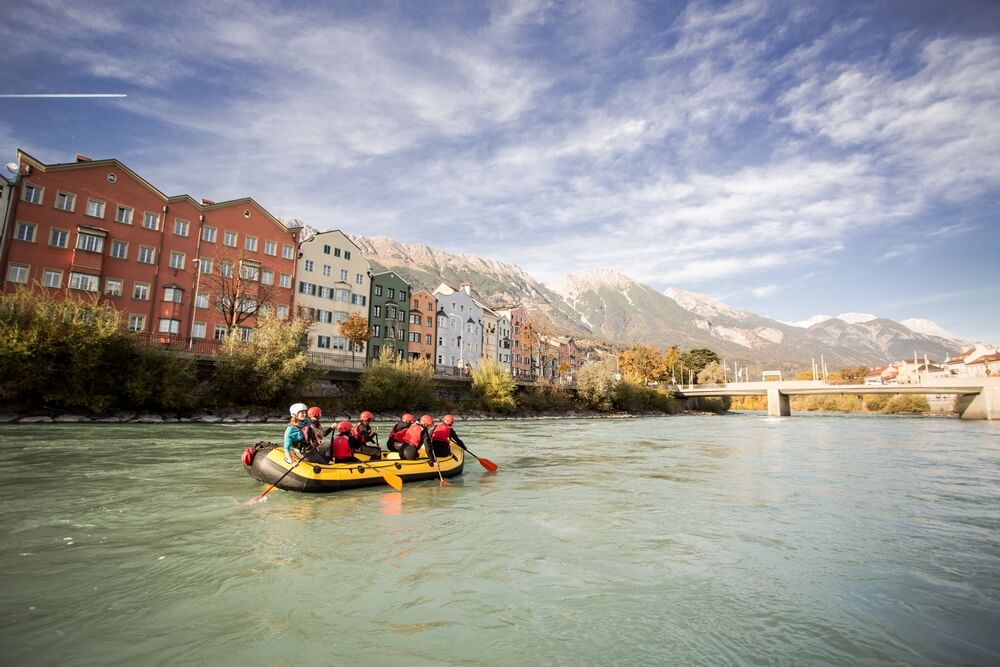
[75,154,92,162]
[201,198,215,206]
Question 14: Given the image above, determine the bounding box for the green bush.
[516,380,576,412]
[359,348,437,411]
[125,350,202,412]
[212,314,314,407]
[613,381,682,413]
[470,360,517,413]
[882,394,929,414]
[576,360,617,410]
[864,394,888,412]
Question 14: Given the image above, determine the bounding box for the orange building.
[407,288,437,363]
[1,151,299,349]
[495,305,533,377]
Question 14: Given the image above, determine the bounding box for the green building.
[368,270,411,361]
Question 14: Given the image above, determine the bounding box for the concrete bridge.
[673,378,1000,420]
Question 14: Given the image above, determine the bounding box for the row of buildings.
[0,151,582,381]
[863,344,1000,384]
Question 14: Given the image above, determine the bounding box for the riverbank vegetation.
[729,393,932,414]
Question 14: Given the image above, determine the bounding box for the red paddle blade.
[477,457,499,473]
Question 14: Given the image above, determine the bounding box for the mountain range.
[345,234,966,370]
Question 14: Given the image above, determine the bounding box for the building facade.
[296,230,370,366]
[368,271,411,361]
[2,151,298,346]
[495,305,533,377]
[433,282,483,374]
[407,288,437,363]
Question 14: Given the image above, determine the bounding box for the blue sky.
[3,0,999,343]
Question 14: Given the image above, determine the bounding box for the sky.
[3,0,999,343]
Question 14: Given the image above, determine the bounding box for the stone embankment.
[0,409,662,424]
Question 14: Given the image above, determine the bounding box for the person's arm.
[283,426,299,462]
[451,430,465,448]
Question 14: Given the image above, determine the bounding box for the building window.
[333,247,341,257]
[174,219,190,237]
[322,264,331,277]
[261,269,274,285]
[409,332,420,342]
[115,205,133,224]
[398,310,405,322]
[283,243,294,260]
[128,314,146,332]
[387,288,395,299]
[143,211,160,230]
[239,327,253,342]
[133,282,150,300]
[202,226,217,243]
[76,231,105,253]
[54,191,76,211]
[7,263,29,284]
[198,258,213,274]
[138,246,155,264]
[340,269,348,281]
[245,236,257,252]
[356,273,364,285]
[426,334,432,345]
[42,269,63,288]
[387,306,396,319]
[426,316,432,326]
[109,239,128,259]
[264,239,277,256]
[280,273,291,289]
[85,199,106,218]
[196,292,209,309]
[351,294,366,306]
[104,278,123,297]
[240,261,260,281]
[68,272,99,292]
[192,322,206,339]
[410,314,421,325]
[163,287,183,303]
[223,230,237,247]
[304,260,314,272]
[158,319,181,335]
[212,325,226,340]
[317,335,331,349]
[397,329,405,341]
[372,324,381,337]
[336,289,349,302]
[169,251,185,270]
[277,304,289,318]
[23,184,43,204]
[373,305,381,317]
[344,250,351,260]
[14,221,36,242]
[333,337,348,351]
[399,290,406,301]
[374,285,383,296]
[49,228,69,248]
[220,261,233,278]
[322,244,331,254]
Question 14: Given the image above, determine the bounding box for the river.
[1,414,998,666]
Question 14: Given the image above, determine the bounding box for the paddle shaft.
[450,439,499,472]
[253,449,306,500]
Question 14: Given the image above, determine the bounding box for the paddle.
[450,438,498,472]
[358,459,403,491]
[246,449,304,504]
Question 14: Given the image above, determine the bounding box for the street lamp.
[189,258,201,350]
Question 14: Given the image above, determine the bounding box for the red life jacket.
[402,423,425,447]
[389,422,409,442]
[431,423,452,443]
[332,434,352,459]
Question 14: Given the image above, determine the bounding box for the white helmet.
[289,402,308,416]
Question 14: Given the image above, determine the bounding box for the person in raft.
[306,406,334,463]
[331,420,356,463]
[430,414,464,459]
[283,403,323,464]
[350,410,381,460]
[399,414,435,462]
[386,413,414,453]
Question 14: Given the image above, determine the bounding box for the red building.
[1,151,299,348]
[407,288,437,363]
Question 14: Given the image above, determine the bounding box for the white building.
[295,230,370,366]
[433,282,483,374]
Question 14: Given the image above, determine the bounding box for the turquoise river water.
[1,414,998,666]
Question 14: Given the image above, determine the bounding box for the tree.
[576,358,617,410]
[200,248,281,333]
[840,365,869,385]
[339,312,372,368]
[662,345,683,383]
[470,359,517,413]
[618,345,663,384]
[680,348,720,383]
[697,360,726,384]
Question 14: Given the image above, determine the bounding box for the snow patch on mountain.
[837,312,878,324]
[901,318,962,341]
[664,287,749,321]
[783,314,834,328]
[547,267,637,302]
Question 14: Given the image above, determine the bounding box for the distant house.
[864,367,886,385]
[943,344,999,377]
[966,352,1000,378]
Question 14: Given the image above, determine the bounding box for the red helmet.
[360,410,373,421]
[337,420,352,433]
[419,414,434,427]
[307,407,322,419]
[442,415,455,426]
[402,413,415,423]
